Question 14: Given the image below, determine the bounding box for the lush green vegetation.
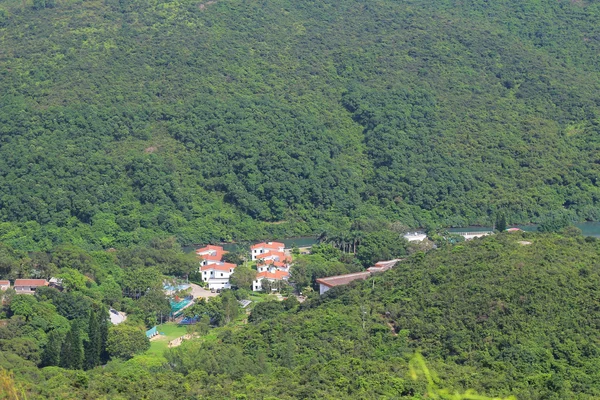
[2,0,600,397]
[1,0,600,249]
[2,232,599,399]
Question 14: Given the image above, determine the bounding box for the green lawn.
[132,323,189,364]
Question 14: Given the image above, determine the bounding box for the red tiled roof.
[200,262,237,272]
[14,279,48,287]
[251,241,285,250]
[256,270,290,280]
[0,280,10,285]
[316,272,371,288]
[258,260,290,269]
[256,251,291,262]
[198,253,223,261]
[196,245,224,253]
[196,245,228,262]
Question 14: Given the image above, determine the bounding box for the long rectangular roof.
[316,272,371,288]
[14,279,48,286]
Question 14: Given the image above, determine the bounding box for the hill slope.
[7,232,600,399]
[1,0,600,247]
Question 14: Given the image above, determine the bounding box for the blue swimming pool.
[163,284,190,292]
[170,298,192,313]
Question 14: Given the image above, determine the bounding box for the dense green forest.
[1,0,600,248]
[2,232,599,399]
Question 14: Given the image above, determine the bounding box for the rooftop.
[201,262,237,272]
[367,259,402,273]
[14,279,48,287]
[256,251,291,262]
[251,241,285,250]
[316,271,371,288]
[256,270,290,280]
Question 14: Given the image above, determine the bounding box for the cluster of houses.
[196,241,291,292]
[196,240,402,295]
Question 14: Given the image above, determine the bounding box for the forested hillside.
[3,232,599,399]
[1,0,600,248]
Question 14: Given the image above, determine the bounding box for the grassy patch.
[140,323,189,361]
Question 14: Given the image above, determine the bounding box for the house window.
[220,273,223,277]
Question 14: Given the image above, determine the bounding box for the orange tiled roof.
[251,241,285,250]
[198,253,223,261]
[196,245,228,261]
[0,280,10,285]
[14,279,48,287]
[256,270,290,280]
[200,262,237,272]
[256,251,291,262]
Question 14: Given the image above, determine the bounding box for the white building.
[252,270,290,292]
[403,232,427,242]
[200,262,237,290]
[250,241,285,261]
[0,280,10,291]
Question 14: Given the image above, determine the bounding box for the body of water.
[183,236,318,254]
[184,222,600,253]
[449,221,600,237]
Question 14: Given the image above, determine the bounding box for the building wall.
[208,280,231,290]
[319,284,331,295]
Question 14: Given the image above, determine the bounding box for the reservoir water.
[183,222,600,253]
[449,221,600,238]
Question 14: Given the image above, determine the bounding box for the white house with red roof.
[250,242,285,261]
[256,251,292,272]
[200,262,237,290]
[252,270,290,292]
[0,280,10,291]
[196,245,227,267]
[14,279,48,294]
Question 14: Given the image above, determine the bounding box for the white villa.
[196,245,227,267]
[250,241,285,261]
[200,262,237,290]
[252,270,290,292]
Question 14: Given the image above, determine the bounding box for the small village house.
[13,279,48,294]
[0,280,10,291]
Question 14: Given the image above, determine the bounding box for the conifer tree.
[97,307,110,364]
[84,309,101,370]
[60,322,83,370]
[496,213,507,232]
[41,330,62,367]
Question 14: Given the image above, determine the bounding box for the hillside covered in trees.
[2,232,599,399]
[1,0,600,248]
